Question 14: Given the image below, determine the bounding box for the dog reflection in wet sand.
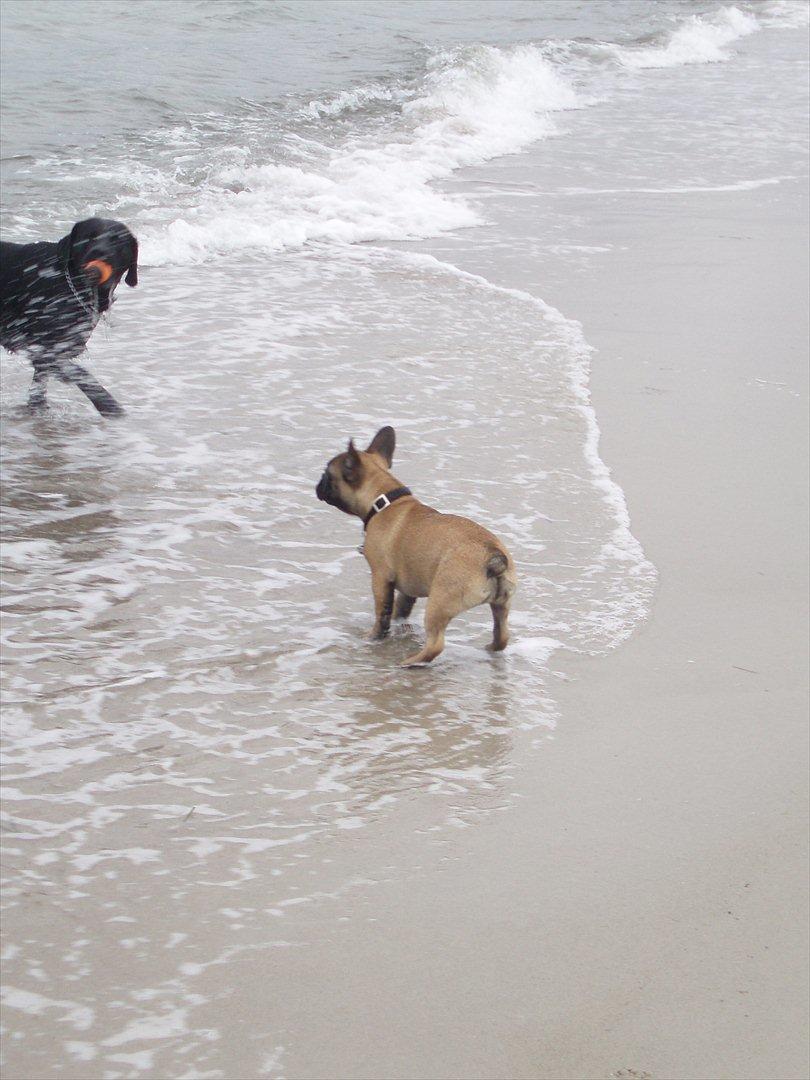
[316,426,517,666]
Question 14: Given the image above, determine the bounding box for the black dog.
[0,217,138,417]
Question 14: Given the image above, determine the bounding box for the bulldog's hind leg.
[402,593,456,667]
[488,601,510,653]
[393,592,417,621]
[486,552,514,653]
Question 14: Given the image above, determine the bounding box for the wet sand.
[536,178,810,1080]
[253,180,809,1079]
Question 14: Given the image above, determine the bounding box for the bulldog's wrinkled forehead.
[327,451,349,472]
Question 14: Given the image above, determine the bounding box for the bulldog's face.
[316,426,397,519]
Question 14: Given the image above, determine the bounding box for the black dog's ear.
[366,425,395,467]
[56,222,83,270]
[342,439,361,484]
[125,236,138,287]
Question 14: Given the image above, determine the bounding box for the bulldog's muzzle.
[316,469,352,515]
[316,471,331,503]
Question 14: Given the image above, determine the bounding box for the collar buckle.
[362,485,412,531]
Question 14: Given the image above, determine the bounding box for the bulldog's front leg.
[368,572,395,640]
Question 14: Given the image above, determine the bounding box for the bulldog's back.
[369,498,515,599]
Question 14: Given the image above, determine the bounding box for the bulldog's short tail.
[485,551,514,605]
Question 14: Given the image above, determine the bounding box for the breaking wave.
[140,43,583,264]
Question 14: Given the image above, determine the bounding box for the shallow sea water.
[1,247,657,1075]
[2,244,654,824]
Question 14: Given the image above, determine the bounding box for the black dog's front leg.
[57,361,125,418]
[28,369,50,411]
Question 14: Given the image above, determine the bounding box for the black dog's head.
[57,218,139,292]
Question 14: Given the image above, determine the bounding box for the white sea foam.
[140,44,582,265]
[302,80,410,118]
[128,4,801,267]
[0,987,94,1031]
[609,5,759,69]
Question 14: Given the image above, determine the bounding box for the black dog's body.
[0,218,138,416]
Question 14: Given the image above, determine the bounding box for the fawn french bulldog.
[316,426,517,666]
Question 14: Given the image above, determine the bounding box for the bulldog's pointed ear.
[342,439,361,484]
[125,236,138,287]
[366,425,395,467]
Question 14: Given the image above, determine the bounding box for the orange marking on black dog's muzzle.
[83,259,114,285]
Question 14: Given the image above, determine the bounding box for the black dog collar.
[363,487,412,530]
[64,267,98,321]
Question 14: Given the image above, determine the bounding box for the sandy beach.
[206,178,807,1080]
[540,177,809,1080]
[2,5,808,1078]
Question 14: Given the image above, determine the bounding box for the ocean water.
[1,1,808,1075]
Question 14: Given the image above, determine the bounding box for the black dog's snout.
[316,471,330,502]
